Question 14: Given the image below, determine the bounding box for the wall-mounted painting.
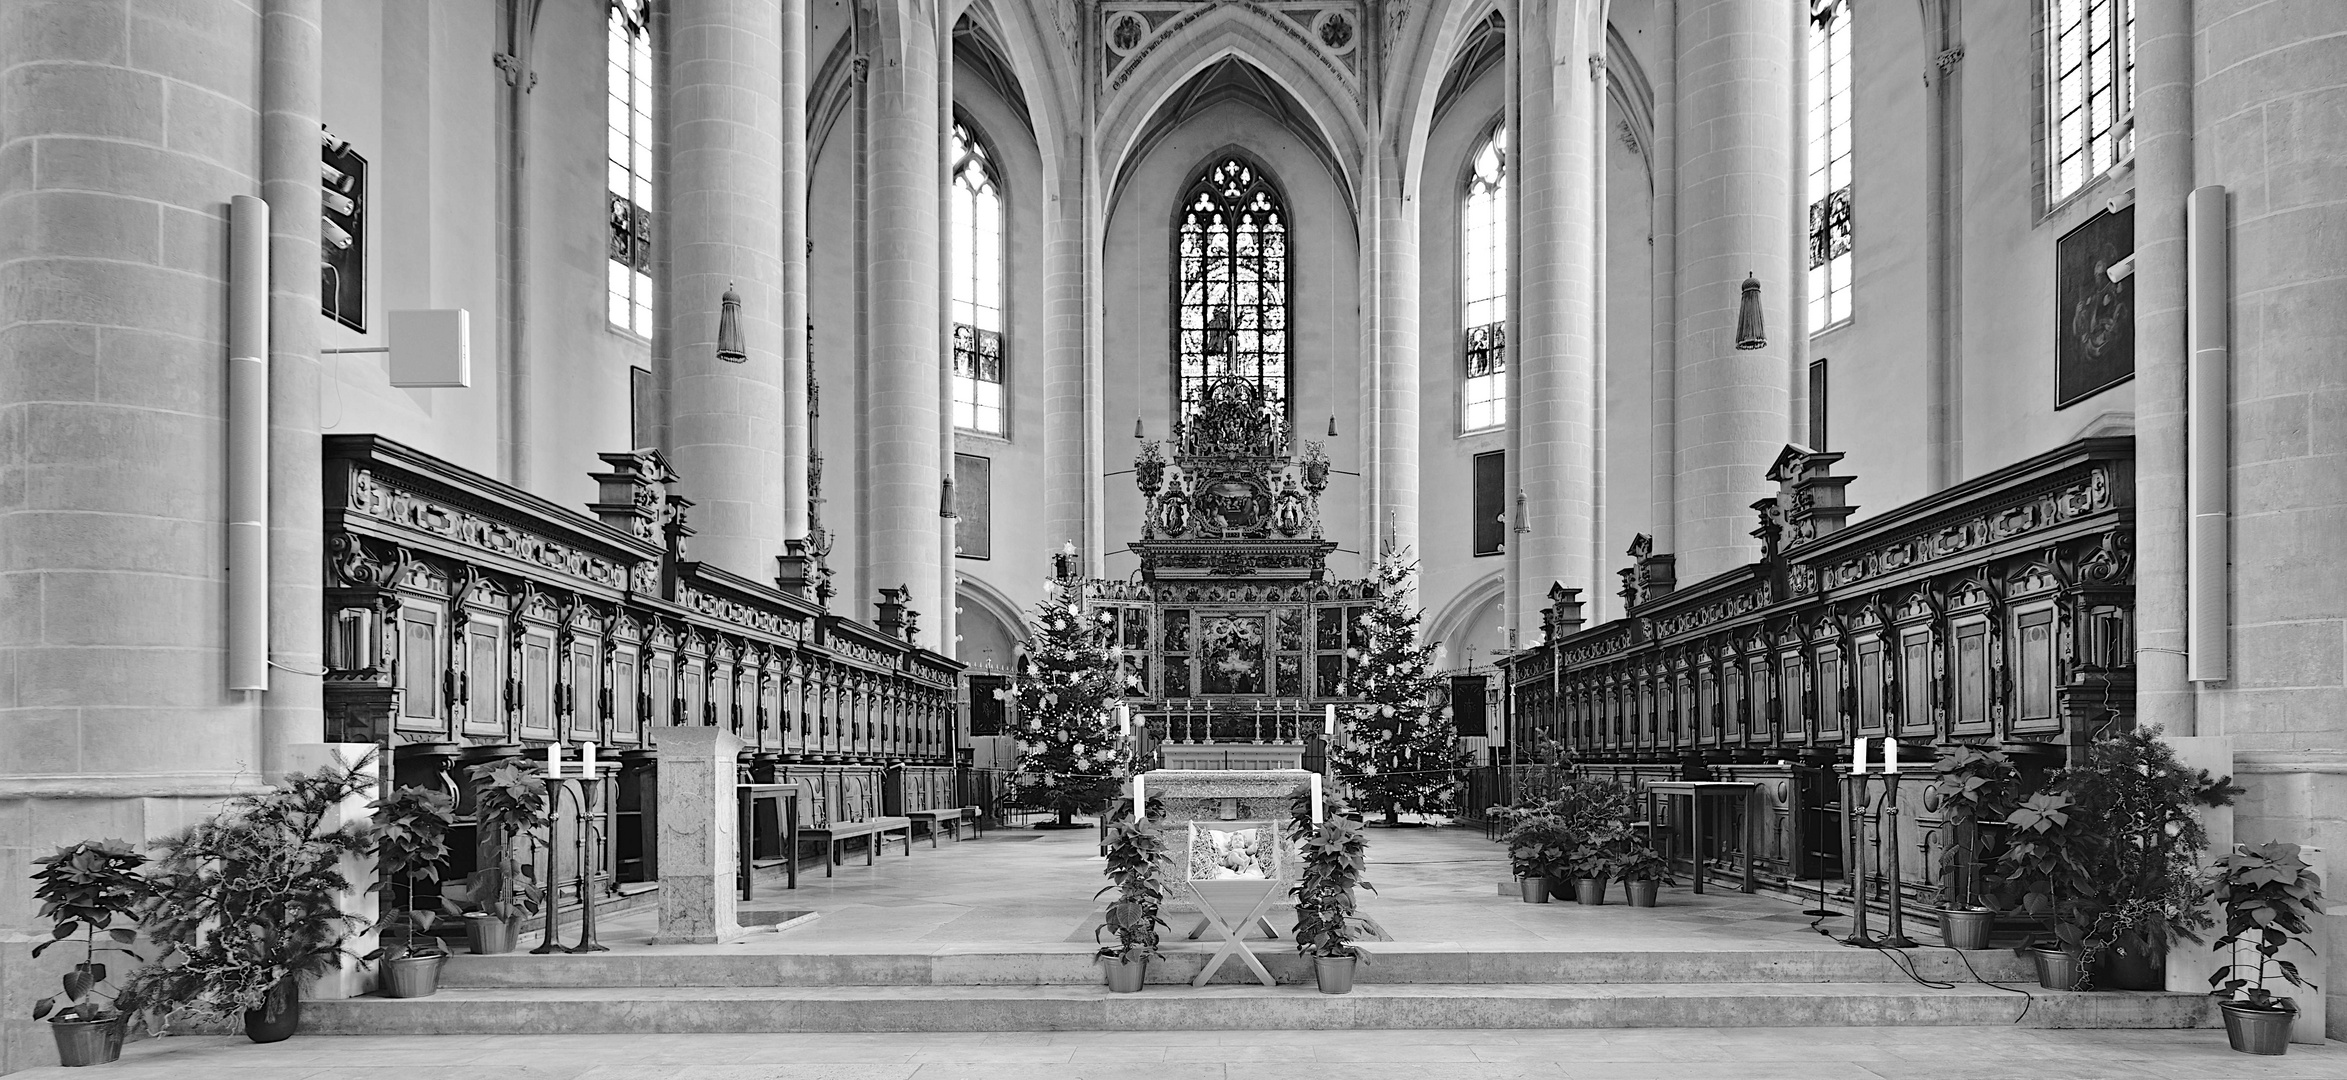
[2056,204,2135,407]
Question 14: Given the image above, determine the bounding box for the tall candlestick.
[1115,704,1130,735]
[545,742,562,778]
[1309,773,1324,824]
[1132,773,1145,816]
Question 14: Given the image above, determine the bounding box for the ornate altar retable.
[1076,377,1379,770]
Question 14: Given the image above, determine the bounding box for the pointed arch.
[1098,8,1365,215]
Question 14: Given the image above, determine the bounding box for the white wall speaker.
[387,308,471,388]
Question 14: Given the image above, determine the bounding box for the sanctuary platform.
[288,824,2215,1035]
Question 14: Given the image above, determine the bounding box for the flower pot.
[1546,876,1574,902]
[1313,954,1359,995]
[1937,907,1994,950]
[243,977,301,1044]
[1574,878,1607,906]
[2030,946,2085,991]
[1625,879,1659,908]
[465,912,519,955]
[1102,955,1148,993]
[2220,1001,2295,1056]
[381,951,446,999]
[2098,934,2163,990]
[1517,876,1550,903]
[47,1015,124,1068]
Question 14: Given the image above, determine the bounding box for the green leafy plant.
[1496,809,1571,880]
[1930,745,2017,909]
[1568,821,1633,882]
[1491,776,1638,880]
[366,785,454,961]
[441,761,550,926]
[1996,789,2102,960]
[2208,841,2327,1013]
[130,758,377,1024]
[1289,785,1376,960]
[27,840,152,1024]
[1094,818,1174,964]
[1613,831,1672,884]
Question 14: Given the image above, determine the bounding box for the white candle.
[1323,704,1337,736]
[1309,773,1324,824]
[544,742,562,778]
[582,741,598,774]
[1852,736,1871,775]
[1132,773,1145,815]
[1115,704,1130,735]
[1884,739,1900,775]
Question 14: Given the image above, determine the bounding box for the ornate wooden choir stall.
[1501,438,2137,911]
[319,435,963,916]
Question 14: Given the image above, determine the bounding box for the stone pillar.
[780,0,811,539]
[652,725,743,944]
[1512,0,1602,636]
[1671,0,1796,583]
[0,3,282,1066]
[664,0,787,580]
[862,10,945,616]
[1370,162,1421,560]
[1043,165,1092,562]
[1648,0,1680,558]
[2130,0,2194,737]
[263,0,325,769]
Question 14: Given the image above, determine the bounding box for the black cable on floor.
[1803,902,2037,1024]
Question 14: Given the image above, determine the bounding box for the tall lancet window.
[1175,157,1290,422]
[1807,0,1853,330]
[950,121,1006,435]
[1461,124,1508,432]
[2048,0,2134,203]
[606,1,654,336]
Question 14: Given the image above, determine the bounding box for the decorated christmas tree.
[1330,550,1470,825]
[1006,576,1129,827]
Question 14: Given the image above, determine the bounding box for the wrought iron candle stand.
[567,762,616,953]
[1877,769,1917,948]
[1840,767,1877,947]
[530,764,570,955]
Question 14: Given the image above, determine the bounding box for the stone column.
[664,0,788,580]
[1513,0,1602,635]
[263,0,325,768]
[1670,0,1796,583]
[1648,0,1679,560]
[1043,164,1092,560]
[1370,160,1421,560]
[0,2,281,1066]
[651,725,743,944]
[780,0,811,539]
[2130,0,2194,737]
[862,11,945,618]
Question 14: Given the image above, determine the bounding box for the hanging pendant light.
[1734,271,1766,351]
[716,283,747,363]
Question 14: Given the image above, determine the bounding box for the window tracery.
[1175,157,1290,423]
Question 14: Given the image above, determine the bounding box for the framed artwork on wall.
[2055,205,2135,407]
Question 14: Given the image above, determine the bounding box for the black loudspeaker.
[1450,675,1489,737]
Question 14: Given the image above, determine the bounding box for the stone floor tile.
[574,1067,922,1080]
[904,1065,1227,1080]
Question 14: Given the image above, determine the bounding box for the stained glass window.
[1807,0,1853,330]
[606,1,654,336]
[1175,157,1289,422]
[950,121,1005,434]
[1462,125,1508,431]
[2048,0,2134,203]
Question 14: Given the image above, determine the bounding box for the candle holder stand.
[1877,771,1917,949]
[529,769,570,955]
[568,764,615,953]
[1839,769,1879,948]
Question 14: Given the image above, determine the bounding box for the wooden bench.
[802,815,913,876]
[904,809,961,847]
[959,805,984,839]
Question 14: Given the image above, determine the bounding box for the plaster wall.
[1098,97,1364,584]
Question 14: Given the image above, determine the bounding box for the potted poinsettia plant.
[1093,815,1173,992]
[2207,841,2326,1056]
[1495,807,1565,903]
[1930,745,2017,949]
[1614,831,1672,908]
[130,758,376,1043]
[1569,822,1630,906]
[440,760,550,954]
[365,785,454,997]
[27,839,153,1067]
[1290,785,1376,994]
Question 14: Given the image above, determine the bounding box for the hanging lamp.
[1734,271,1766,350]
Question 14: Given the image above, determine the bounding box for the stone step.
[308,981,2215,1034]
[438,944,2040,989]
